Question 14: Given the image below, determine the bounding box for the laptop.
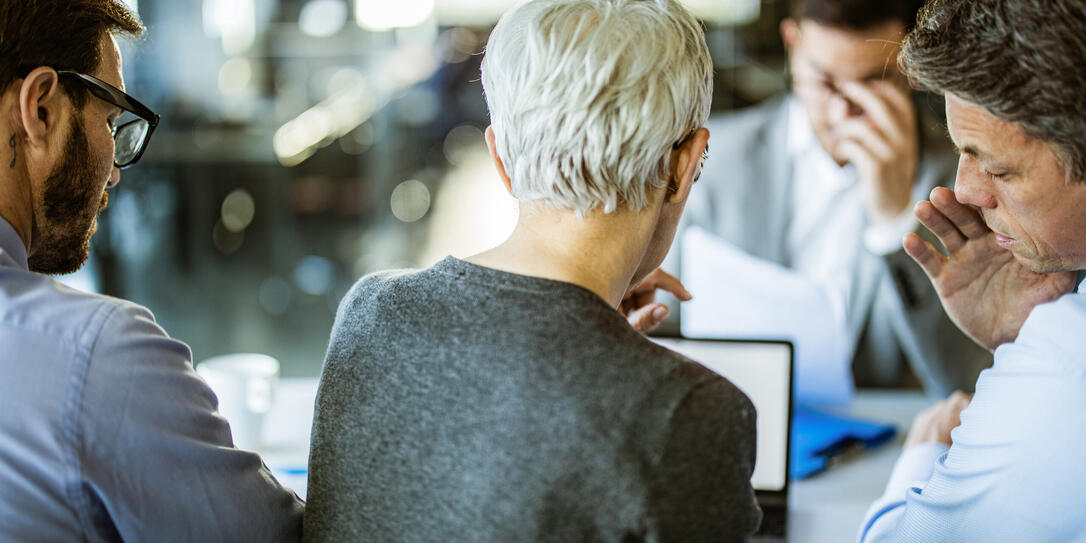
[652,337,794,542]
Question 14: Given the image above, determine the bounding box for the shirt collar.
[0,215,29,271]
[1077,270,1086,294]
[786,95,816,156]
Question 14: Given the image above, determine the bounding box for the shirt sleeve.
[75,301,303,542]
[858,294,1086,542]
[648,378,762,542]
[858,443,947,542]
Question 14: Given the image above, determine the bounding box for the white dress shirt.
[859,277,1086,542]
[785,98,919,357]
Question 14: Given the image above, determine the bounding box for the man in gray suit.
[669,0,991,397]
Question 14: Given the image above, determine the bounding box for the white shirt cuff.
[857,442,949,542]
[883,441,948,501]
[864,210,919,256]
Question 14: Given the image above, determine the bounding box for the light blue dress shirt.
[0,218,303,542]
[860,277,1086,542]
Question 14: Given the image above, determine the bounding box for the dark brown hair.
[0,0,145,107]
[790,0,925,31]
[901,0,1086,182]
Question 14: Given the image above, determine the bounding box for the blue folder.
[789,405,897,479]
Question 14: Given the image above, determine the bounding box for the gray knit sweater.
[305,257,761,542]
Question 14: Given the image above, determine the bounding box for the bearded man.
[0,2,303,539]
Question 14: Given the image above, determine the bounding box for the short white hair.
[481,0,713,215]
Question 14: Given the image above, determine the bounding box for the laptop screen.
[652,338,792,493]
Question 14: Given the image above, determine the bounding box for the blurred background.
[78,0,796,376]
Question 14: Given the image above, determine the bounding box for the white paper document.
[679,226,854,406]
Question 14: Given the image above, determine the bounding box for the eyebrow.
[956,144,1016,172]
[957,145,996,162]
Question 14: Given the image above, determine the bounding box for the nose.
[106,164,121,189]
[954,158,997,209]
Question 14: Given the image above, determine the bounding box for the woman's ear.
[485,125,514,196]
[667,127,710,204]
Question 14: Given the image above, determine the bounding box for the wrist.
[864,206,918,255]
[867,198,912,226]
[904,431,952,449]
[883,442,948,499]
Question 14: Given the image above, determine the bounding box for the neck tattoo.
[8,134,14,169]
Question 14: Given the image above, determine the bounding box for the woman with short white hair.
[306,1,762,541]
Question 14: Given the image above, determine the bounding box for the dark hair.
[901,0,1086,182]
[790,0,925,31]
[0,0,144,107]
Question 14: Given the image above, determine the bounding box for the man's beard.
[27,117,107,275]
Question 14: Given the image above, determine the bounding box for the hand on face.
[904,187,1078,351]
[620,268,691,333]
[905,390,971,449]
[834,80,919,225]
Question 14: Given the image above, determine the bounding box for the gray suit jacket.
[667,95,991,397]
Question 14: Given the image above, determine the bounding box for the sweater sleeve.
[648,378,762,542]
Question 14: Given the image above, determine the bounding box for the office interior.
[77,0,803,377]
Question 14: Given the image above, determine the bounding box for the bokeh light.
[441,28,479,64]
[293,256,336,296]
[299,0,348,37]
[390,180,431,223]
[218,57,252,96]
[443,124,484,166]
[212,220,245,254]
[355,0,435,31]
[221,189,256,232]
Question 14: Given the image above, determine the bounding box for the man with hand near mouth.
[860,0,1086,540]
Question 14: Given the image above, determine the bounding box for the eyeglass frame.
[54,69,160,169]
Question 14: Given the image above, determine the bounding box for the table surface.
[254,379,931,542]
[787,391,929,542]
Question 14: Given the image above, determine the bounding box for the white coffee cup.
[196,353,279,451]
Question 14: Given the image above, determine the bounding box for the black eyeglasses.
[56,70,160,169]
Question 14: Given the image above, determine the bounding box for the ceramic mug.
[196,353,280,451]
